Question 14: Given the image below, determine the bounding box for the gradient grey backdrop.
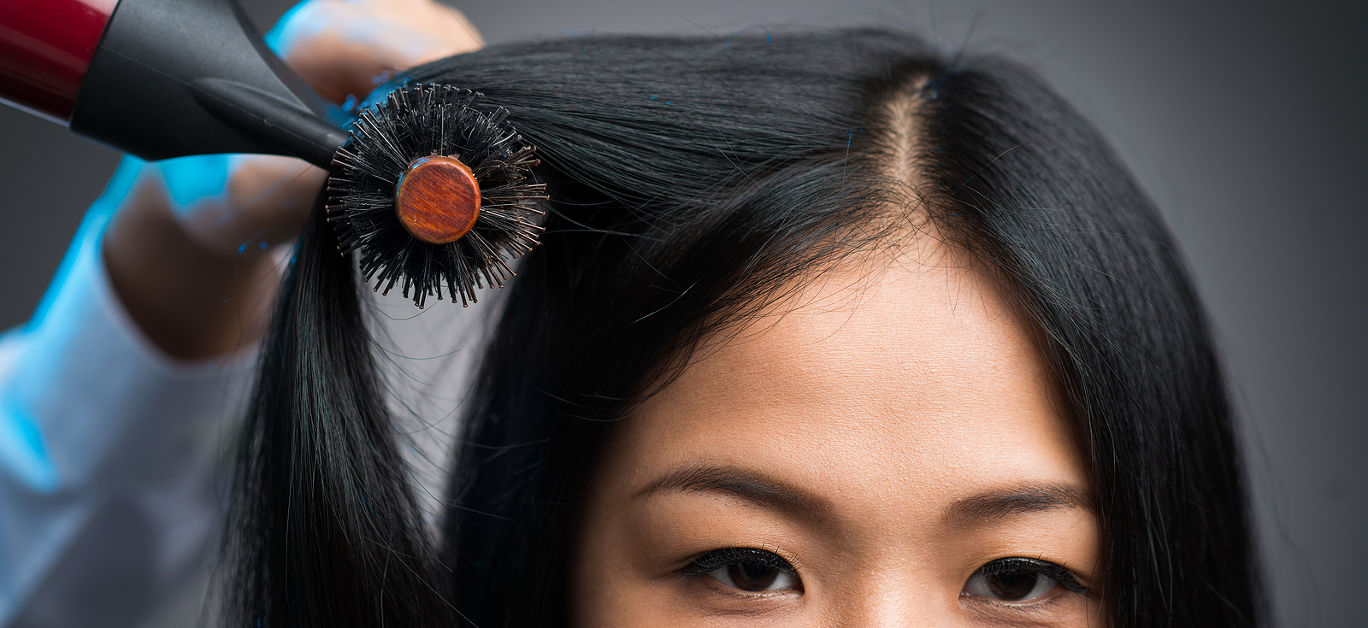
[1,1,1363,625]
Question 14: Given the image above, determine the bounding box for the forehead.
[612,235,1088,525]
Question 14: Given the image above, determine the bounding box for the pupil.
[987,572,1039,600]
[728,561,779,591]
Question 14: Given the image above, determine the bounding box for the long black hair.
[224,27,1263,627]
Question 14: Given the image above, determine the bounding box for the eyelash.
[977,557,1087,594]
[678,549,1088,613]
[963,556,1090,610]
[680,547,800,587]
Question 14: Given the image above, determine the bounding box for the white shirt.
[0,198,487,628]
[0,212,256,627]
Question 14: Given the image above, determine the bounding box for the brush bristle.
[326,84,548,307]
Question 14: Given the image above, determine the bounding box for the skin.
[573,232,1107,626]
[100,0,482,359]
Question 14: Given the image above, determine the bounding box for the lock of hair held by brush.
[327,84,548,307]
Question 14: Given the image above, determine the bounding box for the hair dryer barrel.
[0,0,118,124]
[0,0,347,167]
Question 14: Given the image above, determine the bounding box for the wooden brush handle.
[394,155,481,244]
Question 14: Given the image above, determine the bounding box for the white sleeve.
[0,211,257,627]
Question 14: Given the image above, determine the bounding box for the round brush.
[0,0,546,307]
[329,84,547,307]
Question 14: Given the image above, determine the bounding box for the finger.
[162,154,325,257]
[271,1,481,104]
[365,0,485,62]
[339,0,484,56]
[224,155,325,244]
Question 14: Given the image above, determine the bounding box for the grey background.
[2,1,1363,625]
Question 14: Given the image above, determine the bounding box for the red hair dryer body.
[0,0,116,124]
[0,0,344,167]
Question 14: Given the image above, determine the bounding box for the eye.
[684,547,801,593]
[962,557,1087,604]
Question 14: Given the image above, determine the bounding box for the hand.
[101,0,482,360]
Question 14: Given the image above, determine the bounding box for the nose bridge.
[824,564,959,627]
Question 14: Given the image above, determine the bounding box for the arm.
[0,187,258,625]
[0,2,481,625]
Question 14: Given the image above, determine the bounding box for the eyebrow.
[944,482,1093,525]
[634,463,835,521]
[636,463,1091,527]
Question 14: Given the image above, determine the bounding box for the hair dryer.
[0,0,347,167]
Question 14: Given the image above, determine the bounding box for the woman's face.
[572,235,1104,626]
